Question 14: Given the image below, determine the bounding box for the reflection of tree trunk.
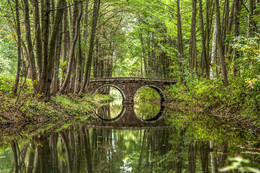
[137,130,146,172]
[200,141,209,173]
[188,141,196,173]
[11,140,19,173]
[210,141,217,173]
[219,141,228,168]
[176,128,186,173]
[27,143,35,173]
[50,133,59,172]
[60,132,72,173]
[83,128,93,173]
[97,105,111,119]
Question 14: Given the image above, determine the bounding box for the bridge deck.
[90,77,177,83]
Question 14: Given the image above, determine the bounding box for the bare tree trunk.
[12,0,22,94]
[215,0,229,87]
[189,0,197,76]
[31,0,42,80]
[52,22,63,96]
[74,3,83,94]
[23,0,37,84]
[45,0,66,99]
[60,0,83,93]
[199,0,210,79]
[210,17,217,79]
[233,0,240,76]
[176,0,184,80]
[80,0,101,94]
[39,0,50,94]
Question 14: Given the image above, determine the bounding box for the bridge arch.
[93,84,126,102]
[134,85,165,104]
[133,85,165,121]
[93,84,126,121]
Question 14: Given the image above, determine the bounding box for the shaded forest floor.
[0,75,96,126]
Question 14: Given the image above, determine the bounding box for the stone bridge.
[87,77,177,127]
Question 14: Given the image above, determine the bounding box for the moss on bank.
[0,75,95,125]
[166,78,260,128]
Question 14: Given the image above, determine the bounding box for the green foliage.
[232,35,260,78]
[168,76,260,121]
[219,157,260,173]
[0,75,94,124]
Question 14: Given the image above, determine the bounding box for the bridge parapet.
[89,77,176,104]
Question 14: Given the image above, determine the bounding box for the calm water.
[0,102,259,172]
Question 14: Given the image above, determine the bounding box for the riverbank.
[165,78,260,130]
[0,75,95,125]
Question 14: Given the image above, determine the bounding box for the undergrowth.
[167,77,259,127]
[0,75,94,124]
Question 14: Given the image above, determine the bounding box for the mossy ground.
[0,75,96,125]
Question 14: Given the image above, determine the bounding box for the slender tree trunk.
[199,0,210,79]
[80,0,101,94]
[12,0,22,94]
[39,0,50,94]
[52,22,63,96]
[31,0,42,80]
[215,0,229,87]
[189,0,197,76]
[176,0,184,80]
[62,2,69,83]
[23,0,37,84]
[74,3,83,94]
[45,0,66,99]
[233,0,240,76]
[60,0,83,93]
[210,17,217,79]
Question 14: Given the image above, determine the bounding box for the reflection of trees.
[96,102,123,120]
[96,105,111,120]
[4,127,175,173]
[134,102,161,120]
[2,123,251,173]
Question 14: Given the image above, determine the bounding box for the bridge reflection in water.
[92,84,168,127]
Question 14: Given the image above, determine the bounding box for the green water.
[0,109,259,173]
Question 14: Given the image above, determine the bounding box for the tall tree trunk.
[61,2,69,83]
[52,22,63,96]
[45,0,66,99]
[24,0,37,84]
[12,0,22,94]
[39,0,50,94]
[176,0,184,80]
[60,0,83,93]
[215,0,229,87]
[199,0,210,79]
[74,3,83,94]
[80,0,101,94]
[233,0,240,76]
[189,0,197,76]
[210,17,217,79]
[31,0,42,79]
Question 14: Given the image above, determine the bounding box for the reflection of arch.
[134,85,165,122]
[93,84,126,121]
[93,84,126,102]
[134,85,165,104]
[95,105,126,122]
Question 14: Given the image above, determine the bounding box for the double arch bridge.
[88,77,177,127]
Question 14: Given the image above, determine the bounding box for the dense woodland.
[0,0,259,118]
